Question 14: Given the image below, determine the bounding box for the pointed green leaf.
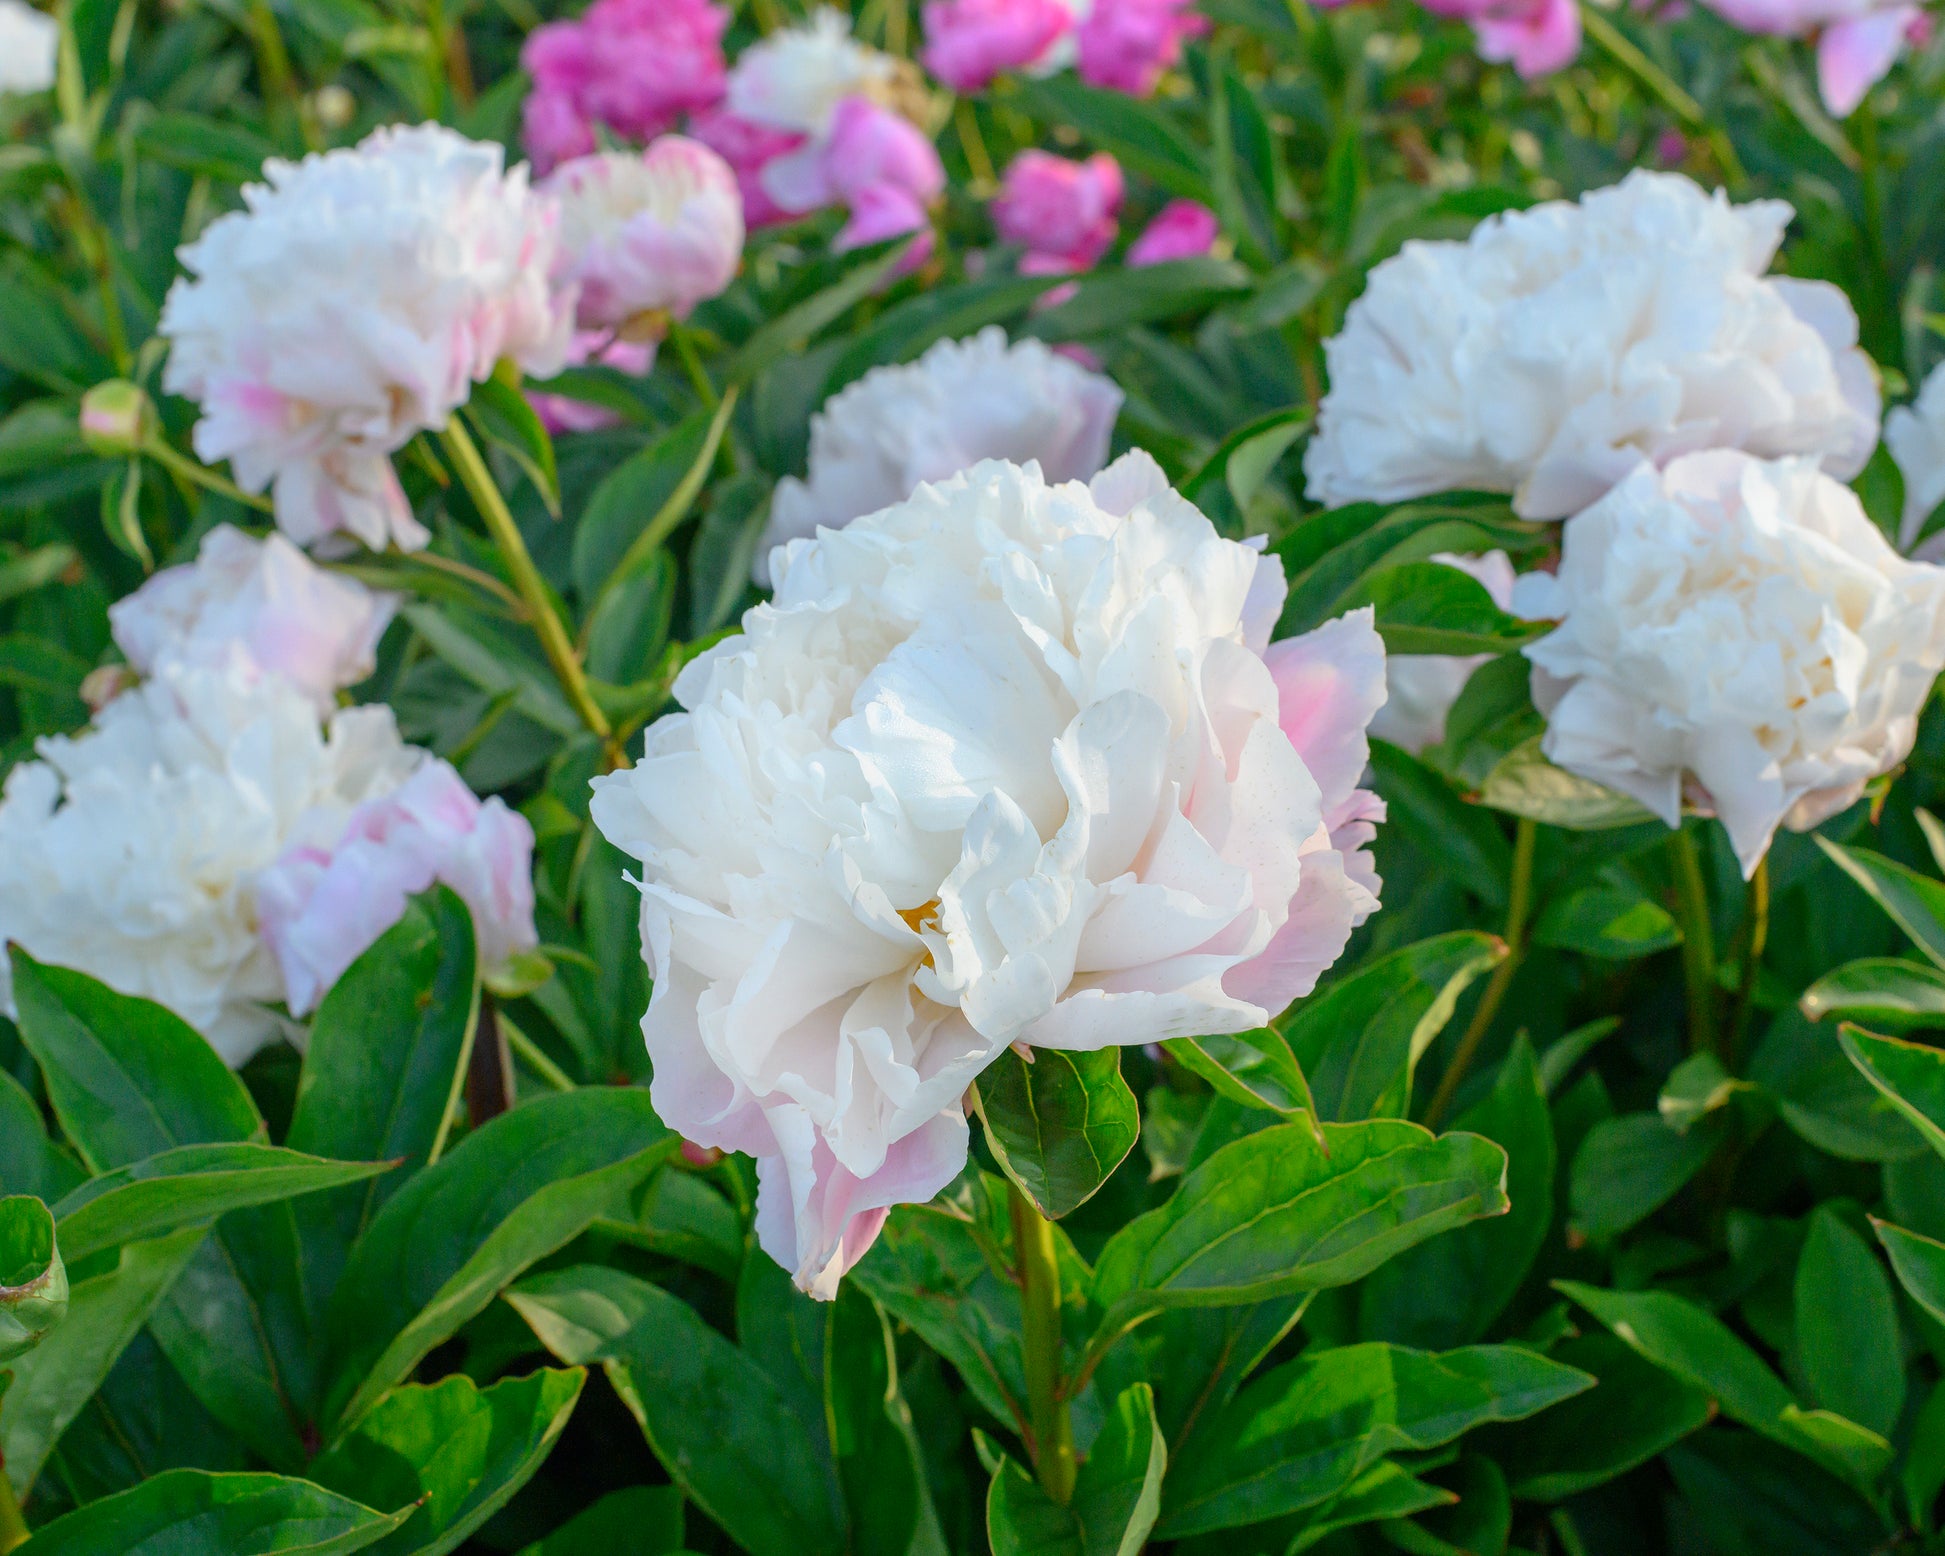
[311,1369,585,1556]
[1874,1217,1945,1326]
[1568,1112,1716,1239]
[1818,836,1945,970]
[15,1469,410,1556]
[974,1047,1139,1219]
[1796,1206,1904,1437]
[1164,1025,1318,1122]
[1839,1025,1945,1159]
[987,1383,1165,1556]
[1802,958,1945,1032]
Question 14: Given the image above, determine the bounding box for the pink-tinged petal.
[1076,0,1208,94]
[1127,199,1220,266]
[1817,10,1913,118]
[921,0,1075,91]
[1262,606,1389,811]
[755,1107,970,1298]
[992,150,1124,272]
[836,184,935,268]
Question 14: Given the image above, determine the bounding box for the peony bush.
[6,1,1945,1553]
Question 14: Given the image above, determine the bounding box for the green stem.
[1728,855,1770,1066]
[1856,101,1889,298]
[502,1013,576,1093]
[1669,827,1720,1061]
[1579,6,1747,187]
[0,1460,30,1552]
[667,321,719,409]
[1425,816,1537,1130]
[141,436,275,514]
[1008,1182,1076,1504]
[439,419,618,757]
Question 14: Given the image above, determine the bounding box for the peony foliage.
[5,1,1945,1553]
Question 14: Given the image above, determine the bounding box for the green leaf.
[1558,1281,1893,1488]
[1818,837,1945,970]
[1164,1025,1317,1121]
[467,374,561,517]
[1658,1052,1750,1134]
[3,1227,207,1497]
[52,1144,390,1264]
[570,409,711,600]
[1090,1119,1509,1335]
[0,1195,65,1363]
[973,1047,1139,1219]
[14,1469,410,1556]
[1839,1025,1945,1159]
[0,1069,84,1204]
[726,238,920,387]
[7,950,261,1169]
[986,1383,1165,1556]
[1796,1206,1904,1437]
[1344,561,1547,657]
[508,1265,849,1556]
[1359,1039,1554,1347]
[323,1088,674,1435]
[287,889,480,1295]
[1027,258,1251,343]
[1802,958,1945,1031]
[402,604,579,738]
[1011,76,1211,200]
[1157,1343,1592,1537]
[1494,1332,1713,1501]
[1288,1462,1456,1552]
[1180,407,1309,517]
[515,1487,685,1556]
[1533,883,1683,959]
[1874,1217,1945,1326]
[1753,1012,1925,1162]
[585,547,675,685]
[310,1369,586,1556]
[1568,1113,1716,1240]
[1477,738,1660,830]
[1281,932,1504,1120]
[131,113,279,183]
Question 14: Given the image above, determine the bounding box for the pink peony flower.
[109,525,395,716]
[520,0,731,174]
[689,108,807,227]
[992,150,1124,273]
[529,332,656,435]
[1698,0,1923,115]
[921,0,1076,91]
[255,759,539,1016]
[1076,0,1208,95]
[1127,199,1220,265]
[1470,0,1582,77]
[543,136,744,330]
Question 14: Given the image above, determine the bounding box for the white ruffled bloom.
[0,667,419,1065]
[108,525,396,715]
[1306,171,1880,520]
[0,0,57,94]
[727,8,897,138]
[159,123,575,554]
[1515,451,1945,877]
[1370,551,1518,756]
[543,137,745,330]
[757,328,1123,584]
[1886,361,1945,551]
[592,453,1385,1296]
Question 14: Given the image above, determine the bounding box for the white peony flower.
[1515,451,1945,877]
[1370,550,1518,756]
[592,452,1384,1296]
[1305,171,1880,521]
[0,0,57,94]
[159,123,575,554]
[757,327,1123,584]
[1886,361,1945,551]
[0,667,419,1065]
[108,524,397,716]
[543,136,745,331]
[726,8,897,139]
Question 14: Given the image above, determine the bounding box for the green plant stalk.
[1424,815,1537,1130]
[0,1467,28,1553]
[438,418,617,752]
[1856,101,1890,304]
[1009,1181,1076,1503]
[1728,854,1770,1064]
[667,321,719,409]
[141,435,275,514]
[1579,6,1747,187]
[1669,827,1721,1061]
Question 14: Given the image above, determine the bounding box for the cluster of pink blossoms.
[922,0,1207,95]
[992,149,1219,278]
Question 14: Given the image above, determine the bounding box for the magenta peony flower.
[1700,0,1923,115]
[1127,199,1220,265]
[689,108,808,228]
[1469,0,1582,77]
[520,0,730,174]
[1076,0,1207,94]
[921,0,1077,91]
[992,149,1124,273]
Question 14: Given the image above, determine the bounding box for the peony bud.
[79,380,157,458]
